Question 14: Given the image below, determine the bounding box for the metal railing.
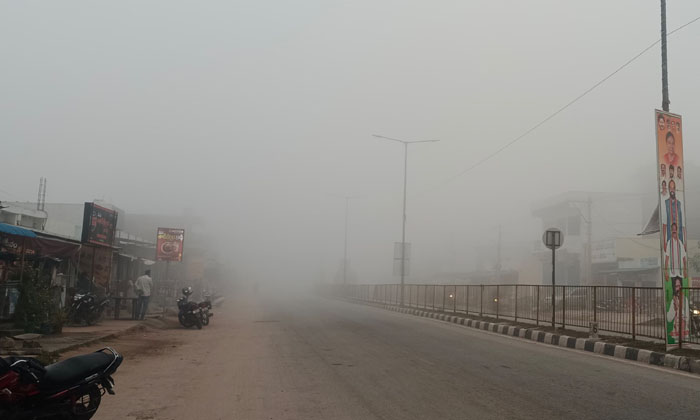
[331,283,700,345]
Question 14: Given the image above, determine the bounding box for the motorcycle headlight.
[693,309,699,315]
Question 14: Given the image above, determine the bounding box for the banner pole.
[163,261,170,316]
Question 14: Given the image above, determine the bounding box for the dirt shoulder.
[59,316,183,362]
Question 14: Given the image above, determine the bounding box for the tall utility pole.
[324,193,360,285]
[586,196,592,285]
[373,134,440,307]
[343,196,349,284]
[496,225,502,283]
[660,0,670,112]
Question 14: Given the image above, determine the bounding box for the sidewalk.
[0,319,148,357]
[40,319,146,353]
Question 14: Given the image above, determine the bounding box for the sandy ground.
[59,296,700,420]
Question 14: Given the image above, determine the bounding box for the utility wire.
[415,15,700,197]
[0,187,22,201]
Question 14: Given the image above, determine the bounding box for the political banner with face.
[655,110,690,348]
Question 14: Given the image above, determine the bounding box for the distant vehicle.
[543,287,591,310]
[690,301,700,337]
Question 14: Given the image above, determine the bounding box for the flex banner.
[655,110,690,348]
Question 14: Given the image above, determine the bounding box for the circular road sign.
[542,228,563,250]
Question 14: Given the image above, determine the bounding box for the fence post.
[593,286,597,323]
[433,285,436,310]
[480,285,483,317]
[536,285,540,326]
[562,285,566,329]
[466,286,470,315]
[453,285,457,313]
[632,287,636,341]
[442,285,446,312]
[496,285,500,320]
[424,284,427,309]
[515,285,519,322]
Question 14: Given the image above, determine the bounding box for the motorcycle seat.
[39,352,115,391]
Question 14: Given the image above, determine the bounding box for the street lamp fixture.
[373,134,440,307]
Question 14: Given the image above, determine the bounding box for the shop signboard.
[81,202,118,247]
[591,239,616,264]
[156,227,185,262]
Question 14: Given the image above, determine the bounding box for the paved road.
[93,296,700,420]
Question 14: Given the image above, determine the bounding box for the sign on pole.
[393,242,411,277]
[542,228,563,250]
[655,110,690,348]
[543,228,562,328]
[156,227,185,262]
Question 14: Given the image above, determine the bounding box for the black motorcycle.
[198,295,213,326]
[0,347,123,420]
[177,287,203,329]
[690,301,700,337]
[69,293,110,326]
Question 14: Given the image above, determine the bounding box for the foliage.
[12,264,66,334]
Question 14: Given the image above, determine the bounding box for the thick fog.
[1,1,699,291]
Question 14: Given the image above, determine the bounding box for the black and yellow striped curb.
[341,298,700,375]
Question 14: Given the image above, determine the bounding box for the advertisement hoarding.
[655,110,690,348]
[156,227,185,262]
[81,202,118,247]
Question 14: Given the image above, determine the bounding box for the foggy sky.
[1,1,699,285]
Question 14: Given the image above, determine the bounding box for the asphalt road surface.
[88,296,700,420]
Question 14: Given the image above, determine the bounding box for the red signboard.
[156,227,185,262]
[81,203,118,247]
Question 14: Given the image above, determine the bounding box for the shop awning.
[0,223,37,238]
[1,227,80,259]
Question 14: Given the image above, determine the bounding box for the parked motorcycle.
[198,295,213,326]
[690,301,700,338]
[177,287,204,329]
[0,347,123,420]
[69,293,110,326]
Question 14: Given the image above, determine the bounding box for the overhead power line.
[417,15,700,196]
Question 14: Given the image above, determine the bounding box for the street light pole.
[343,196,349,285]
[373,134,439,307]
[324,193,360,285]
[400,143,408,300]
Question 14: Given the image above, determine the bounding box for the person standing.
[134,269,153,320]
[665,180,684,245]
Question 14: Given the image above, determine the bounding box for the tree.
[13,263,64,334]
